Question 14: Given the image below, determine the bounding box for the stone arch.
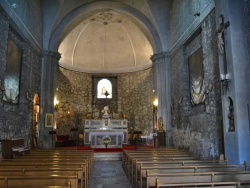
[48,1,163,54]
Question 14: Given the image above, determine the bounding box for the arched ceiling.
[58,10,153,73]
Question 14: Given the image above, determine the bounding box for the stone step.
[93,152,122,161]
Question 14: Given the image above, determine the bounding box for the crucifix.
[104,90,110,98]
[216,14,230,76]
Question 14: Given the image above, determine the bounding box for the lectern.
[154,131,166,146]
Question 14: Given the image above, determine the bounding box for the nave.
[89,161,132,188]
[1,146,250,188]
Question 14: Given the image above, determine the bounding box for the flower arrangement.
[103,137,111,148]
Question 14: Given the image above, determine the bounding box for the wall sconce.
[153,99,158,109]
[54,97,59,111]
[66,110,71,118]
[194,12,201,17]
[220,74,229,92]
[26,92,33,104]
[153,99,158,107]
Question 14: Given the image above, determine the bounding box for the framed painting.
[3,39,22,104]
[188,48,206,105]
[45,113,53,127]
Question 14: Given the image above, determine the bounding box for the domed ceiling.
[58,10,153,73]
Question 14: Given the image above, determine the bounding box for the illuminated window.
[97,79,112,98]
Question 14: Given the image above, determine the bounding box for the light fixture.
[54,97,59,111]
[194,12,200,17]
[153,99,158,108]
[220,74,229,93]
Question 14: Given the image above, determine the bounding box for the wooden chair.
[128,131,142,146]
[77,133,84,146]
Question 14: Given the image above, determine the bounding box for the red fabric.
[122,145,137,150]
[76,146,137,152]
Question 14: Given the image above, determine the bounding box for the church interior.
[0,0,250,187]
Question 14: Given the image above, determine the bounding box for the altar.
[89,131,124,148]
[84,119,128,148]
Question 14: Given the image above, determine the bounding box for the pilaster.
[40,50,61,149]
[151,52,171,146]
[215,0,250,164]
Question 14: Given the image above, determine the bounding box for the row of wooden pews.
[122,147,250,188]
[0,148,94,188]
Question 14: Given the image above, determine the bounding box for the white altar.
[84,119,128,148]
[89,132,124,148]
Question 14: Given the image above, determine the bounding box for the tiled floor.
[89,160,132,188]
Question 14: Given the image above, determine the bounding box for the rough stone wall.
[56,67,154,136]
[170,10,223,159]
[55,67,92,136]
[0,6,41,148]
[118,68,154,135]
[169,0,213,48]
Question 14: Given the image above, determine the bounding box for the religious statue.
[216,14,230,55]
[158,117,164,132]
[102,106,110,118]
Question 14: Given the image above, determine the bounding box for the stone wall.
[118,69,154,135]
[55,67,154,136]
[0,6,41,148]
[170,10,223,159]
[169,0,214,48]
[0,0,42,47]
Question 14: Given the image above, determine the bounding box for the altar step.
[93,152,122,161]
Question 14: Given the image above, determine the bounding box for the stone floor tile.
[89,160,132,188]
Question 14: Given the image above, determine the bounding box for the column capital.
[150,51,170,65]
[42,50,61,61]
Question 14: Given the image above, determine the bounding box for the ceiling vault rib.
[72,21,90,66]
[103,25,106,68]
[121,22,136,66]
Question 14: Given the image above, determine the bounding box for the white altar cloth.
[89,131,124,148]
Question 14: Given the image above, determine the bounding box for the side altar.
[84,119,128,148]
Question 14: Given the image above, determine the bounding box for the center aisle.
[89,160,132,188]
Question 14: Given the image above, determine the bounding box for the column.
[215,0,250,164]
[39,50,61,149]
[151,52,171,146]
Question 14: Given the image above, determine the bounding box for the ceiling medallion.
[99,12,113,25]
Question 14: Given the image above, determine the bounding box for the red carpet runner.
[77,145,137,152]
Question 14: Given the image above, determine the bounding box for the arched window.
[97,79,112,98]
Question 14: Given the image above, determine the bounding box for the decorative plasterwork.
[58,10,153,73]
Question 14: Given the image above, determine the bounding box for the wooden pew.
[0,175,78,188]
[154,178,250,188]
[0,149,93,188]
[124,152,201,180]
[0,167,86,188]
[146,171,250,188]
[18,150,94,178]
[130,158,228,186]
[0,162,88,188]
[138,163,248,188]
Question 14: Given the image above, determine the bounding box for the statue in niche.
[158,117,164,132]
[188,48,207,105]
[228,98,235,132]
